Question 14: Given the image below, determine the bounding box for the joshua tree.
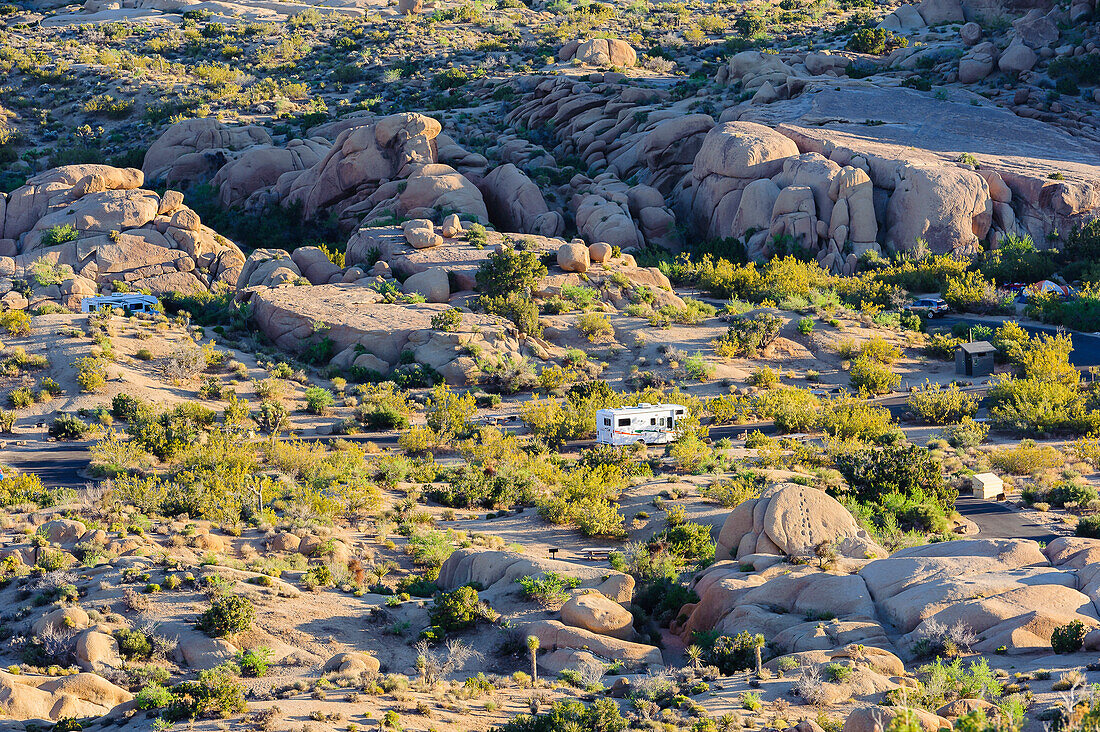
[753,634,766,675]
[526,634,540,685]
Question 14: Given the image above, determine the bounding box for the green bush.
[41,224,79,247]
[480,293,541,335]
[712,313,782,357]
[701,630,762,675]
[112,393,153,422]
[431,307,463,332]
[906,382,979,424]
[1051,620,1086,654]
[75,356,106,392]
[8,387,33,409]
[303,386,334,415]
[49,414,88,440]
[846,27,907,54]
[516,572,581,607]
[166,662,246,720]
[751,387,819,432]
[235,647,271,677]
[197,595,254,637]
[576,312,613,341]
[652,520,715,562]
[0,310,31,336]
[135,682,174,710]
[114,628,152,659]
[945,416,988,447]
[797,317,813,335]
[475,248,547,298]
[1077,514,1100,539]
[428,585,492,633]
[493,699,626,732]
[849,355,900,395]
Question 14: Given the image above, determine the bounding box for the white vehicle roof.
[597,403,685,414]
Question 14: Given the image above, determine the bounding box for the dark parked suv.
[904,297,949,319]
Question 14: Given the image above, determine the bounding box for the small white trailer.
[596,403,687,446]
[81,294,159,315]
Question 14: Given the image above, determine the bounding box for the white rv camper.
[81,294,159,315]
[596,403,686,446]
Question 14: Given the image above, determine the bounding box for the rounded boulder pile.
[716,482,885,561]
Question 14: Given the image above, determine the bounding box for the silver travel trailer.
[81,294,159,315]
[595,403,686,446]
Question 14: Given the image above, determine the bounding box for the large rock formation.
[245,284,538,385]
[715,482,885,561]
[680,537,1100,656]
[143,117,272,184]
[0,165,244,300]
[479,164,564,237]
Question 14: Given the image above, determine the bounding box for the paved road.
[955,495,1058,543]
[0,440,92,490]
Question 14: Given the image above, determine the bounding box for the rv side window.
[603,418,611,427]
[675,408,685,415]
[650,418,656,425]
[617,418,630,427]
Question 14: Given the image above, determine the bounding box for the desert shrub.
[835,444,954,508]
[1051,621,1086,654]
[712,313,782,357]
[846,27,907,54]
[751,388,819,432]
[428,586,492,633]
[303,386,334,415]
[748,366,780,388]
[431,307,462,332]
[476,248,547,298]
[112,394,154,422]
[707,393,751,424]
[114,628,153,659]
[860,337,901,364]
[980,234,1055,284]
[166,662,246,720]
[818,397,898,442]
[700,472,763,507]
[0,310,31,336]
[425,383,476,438]
[354,384,413,430]
[493,699,626,732]
[197,595,254,637]
[700,630,762,675]
[235,647,271,677]
[989,440,1064,474]
[652,519,715,562]
[849,355,900,395]
[1046,480,1097,507]
[1077,514,1100,539]
[8,387,32,409]
[0,472,56,507]
[944,271,1005,313]
[945,417,989,447]
[576,312,613,341]
[41,224,78,247]
[253,400,289,435]
[303,564,333,590]
[135,683,174,710]
[516,572,580,607]
[48,412,88,440]
[907,382,979,424]
[75,356,107,392]
[480,293,541,335]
